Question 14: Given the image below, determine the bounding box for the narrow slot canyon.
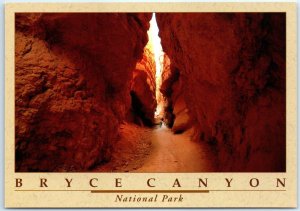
[15,12,286,172]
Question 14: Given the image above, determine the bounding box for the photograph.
[15,12,286,173]
[5,2,297,208]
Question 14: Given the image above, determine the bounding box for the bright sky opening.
[147,13,165,118]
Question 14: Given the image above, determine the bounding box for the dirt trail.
[134,125,216,172]
[94,123,217,172]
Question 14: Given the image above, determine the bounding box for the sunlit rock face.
[157,13,286,171]
[15,13,151,171]
[129,48,157,126]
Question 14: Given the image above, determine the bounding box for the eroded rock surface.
[15,13,151,171]
[160,55,191,133]
[129,48,157,126]
[15,12,286,172]
[157,13,286,171]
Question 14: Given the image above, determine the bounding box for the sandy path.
[134,125,216,172]
[94,123,217,172]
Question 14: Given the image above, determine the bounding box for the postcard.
[5,2,297,208]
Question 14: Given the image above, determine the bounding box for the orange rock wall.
[157,13,286,171]
[130,48,157,125]
[15,13,151,171]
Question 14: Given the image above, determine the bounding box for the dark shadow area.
[130,91,153,127]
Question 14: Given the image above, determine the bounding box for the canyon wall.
[15,13,152,171]
[129,48,157,126]
[157,13,286,171]
[160,58,191,133]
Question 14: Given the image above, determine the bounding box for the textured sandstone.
[15,12,286,172]
[129,48,157,126]
[157,13,285,171]
[160,54,191,132]
[15,13,151,171]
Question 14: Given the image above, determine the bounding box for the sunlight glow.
[147,13,165,118]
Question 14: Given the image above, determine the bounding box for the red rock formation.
[161,67,191,132]
[157,13,286,171]
[160,56,176,127]
[171,88,192,134]
[129,48,157,126]
[15,13,151,171]
[160,55,191,132]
